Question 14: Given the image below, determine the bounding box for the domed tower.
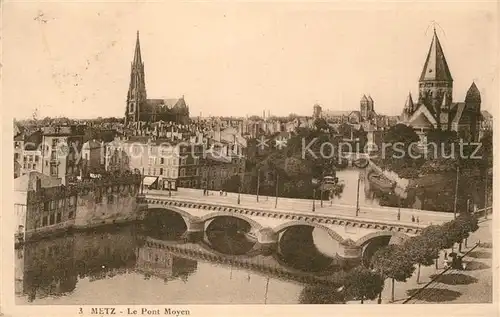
[465,82,482,141]
[313,104,322,119]
[418,28,453,127]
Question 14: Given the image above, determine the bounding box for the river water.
[15,169,380,305]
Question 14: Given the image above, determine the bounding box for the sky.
[3,1,498,120]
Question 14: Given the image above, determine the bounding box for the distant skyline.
[3,1,498,120]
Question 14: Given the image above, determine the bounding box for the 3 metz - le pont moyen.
[13,28,493,305]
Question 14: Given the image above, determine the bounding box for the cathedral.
[124,32,190,126]
[401,28,482,142]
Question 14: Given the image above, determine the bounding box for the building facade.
[39,126,85,185]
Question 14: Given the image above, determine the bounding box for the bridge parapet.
[144,197,425,235]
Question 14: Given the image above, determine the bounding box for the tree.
[453,214,479,252]
[222,175,241,193]
[344,266,384,304]
[299,284,346,304]
[380,124,423,175]
[420,224,451,250]
[404,235,439,283]
[371,245,416,302]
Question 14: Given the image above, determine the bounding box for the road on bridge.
[144,188,453,227]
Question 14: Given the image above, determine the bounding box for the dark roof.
[419,30,453,82]
[465,82,481,103]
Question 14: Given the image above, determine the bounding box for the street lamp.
[256,167,260,202]
[237,185,241,205]
[355,177,361,217]
[311,178,320,212]
[485,171,489,220]
[274,173,279,209]
[312,188,316,212]
[453,165,460,219]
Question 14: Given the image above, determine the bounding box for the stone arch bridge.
[139,196,427,265]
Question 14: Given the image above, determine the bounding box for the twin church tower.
[123,29,483,142]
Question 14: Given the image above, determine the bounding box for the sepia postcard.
[1,1,498,316]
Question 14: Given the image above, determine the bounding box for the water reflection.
[17,222,354,304]
[277,226,342,273]
[205,217,256,256]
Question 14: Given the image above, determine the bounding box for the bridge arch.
[273,221,344,243]
[355,231,410,247]
[146,204,196,221]
[199,211,265,230]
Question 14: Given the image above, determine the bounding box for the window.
[33,164,37,170]
[58,199,64,209]
[56,212,62,223]
[108,195,114,204]
[69,196,76,207]
[84,153,89,160]
[49,213,55,225]
[160,168,163,175]
[160,158,164,164]
[153,168,156,175]
[42,216,48,227]
[14,153,19,160]
[180,168,185,177]
[52,139,58,147]
[148,158,154,165]
[23,163,27,169]
[181,158,187,165]
[44,201,50,211]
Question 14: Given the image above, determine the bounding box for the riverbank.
[16,216,143,249]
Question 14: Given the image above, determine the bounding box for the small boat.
[368,172,395,193]
[241,231,258,242]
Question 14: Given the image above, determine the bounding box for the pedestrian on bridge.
[411,215,415,223]
[416,217,420,224]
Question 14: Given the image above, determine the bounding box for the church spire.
[133,30,143,66]
[405,92,414,112]
[419,28,453,82]
[125,31,147,125]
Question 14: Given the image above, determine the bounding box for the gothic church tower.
[418,28,453,128]
[125,31,147,125]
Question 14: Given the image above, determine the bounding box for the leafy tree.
[380,124,423,175]
[299,284,346,304]
[420,225,451,250]
[222,175,242,193]
[453,214,479,252]
[371,244,416,302]
[314,118,331,133]
[344,266,384,304]
[403,235,439,283]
